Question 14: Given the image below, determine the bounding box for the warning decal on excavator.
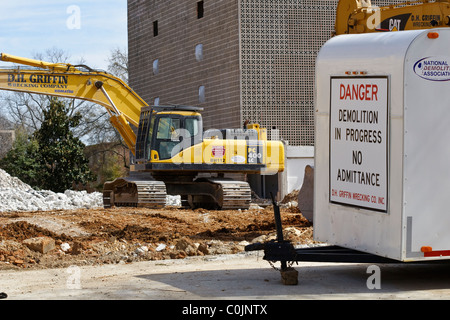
[329,77,389,212]
[212,146,225,158]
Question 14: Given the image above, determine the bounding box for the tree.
[0,127,41,189]
[107,46,128,83]
[33,98,95,192]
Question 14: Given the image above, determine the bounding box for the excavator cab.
[135,105,203,163]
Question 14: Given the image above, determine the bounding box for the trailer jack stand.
[271,194,300,285]
[245,193,299,285]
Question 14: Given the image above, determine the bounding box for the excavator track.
[213,179,252,210]
[103,178,166,208]
[181,178,252,210]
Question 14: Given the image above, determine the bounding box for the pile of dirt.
[0,205,315,270]
[281,189,299,204]
[0,169,316,270]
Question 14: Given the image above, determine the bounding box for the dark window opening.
[197,1,204,19]
[153,20,158,37]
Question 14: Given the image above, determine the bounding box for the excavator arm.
[335,0,450,35]
[0,53,148,154]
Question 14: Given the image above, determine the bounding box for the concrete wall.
[286,145,314,193]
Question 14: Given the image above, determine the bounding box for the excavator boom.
[0,53,147,153]
[1,52,82,72]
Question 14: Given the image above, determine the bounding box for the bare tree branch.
[107,47,128,83]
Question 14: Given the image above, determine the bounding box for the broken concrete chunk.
[175,238,197,256]
[280,267,298,285]
[60,242,71,252]
[298,165,314,223]
[23,237,55,254]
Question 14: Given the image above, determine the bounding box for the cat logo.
[376,13,411,32]
[389,19,401,31]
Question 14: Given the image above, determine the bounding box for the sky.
[0,1,128,70]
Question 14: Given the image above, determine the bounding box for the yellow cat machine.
[0,53,284,210]
[335,0,450,35]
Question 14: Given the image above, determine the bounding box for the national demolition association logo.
[414,56,450,81]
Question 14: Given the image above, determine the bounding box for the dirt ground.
[0,199,315,271]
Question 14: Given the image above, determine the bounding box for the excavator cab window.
[186,118,199,137]
[155,116,182,160]
[156,117,181,140]
[135,108,155,162]
[151,114,203,161]
[185,116,203,148]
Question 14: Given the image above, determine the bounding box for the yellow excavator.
[335,0,450,35]
[0,53,285,210]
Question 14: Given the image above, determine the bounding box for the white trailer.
[314,28,450,262]
[246,29,450,283]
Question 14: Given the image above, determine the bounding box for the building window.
[153,20,158,37]
[198,85,205,103]
[197,1,204,19]
[154,97,160,106]
[153,59,159,75]
[195,44,203,62]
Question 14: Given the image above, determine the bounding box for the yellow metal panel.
[157,111,202,117]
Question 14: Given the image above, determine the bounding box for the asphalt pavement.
[2,251,450,302]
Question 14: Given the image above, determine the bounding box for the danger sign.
[329,77,389,212]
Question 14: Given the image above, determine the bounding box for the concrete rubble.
[0,168,180,212]
[0,169,102,212]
